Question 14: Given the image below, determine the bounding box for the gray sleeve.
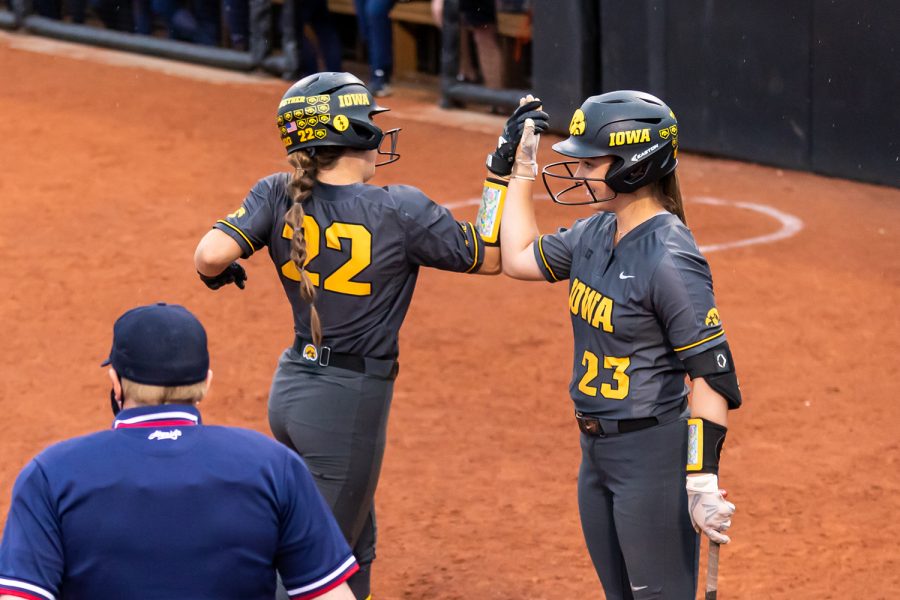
[531,217,591,282]
[650,249,726,359]
[212,175,280,258]
[393,186,485,273]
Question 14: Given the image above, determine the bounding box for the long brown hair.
[284,147,344,346]
[658,171,686,225]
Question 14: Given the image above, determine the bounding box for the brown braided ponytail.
[658,171,687,225]
[284,147,344,346]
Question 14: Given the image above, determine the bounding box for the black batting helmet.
[276,72,399,163]
[543,90,678,204]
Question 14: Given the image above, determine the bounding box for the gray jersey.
[534,211,726,419]
[214,173,484,359]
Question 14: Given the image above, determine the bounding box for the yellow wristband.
[474,177,507,245]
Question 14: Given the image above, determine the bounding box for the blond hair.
[121,377,207,406]
[284,147,344,346]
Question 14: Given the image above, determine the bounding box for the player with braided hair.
[194,72,548,599]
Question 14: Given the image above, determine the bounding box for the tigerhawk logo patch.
[705,308,721,327]
[302,344,318,361]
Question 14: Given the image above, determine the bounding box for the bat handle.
[705,541,720,599]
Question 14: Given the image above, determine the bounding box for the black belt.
[292,337,398,379]
[575,399,687,437]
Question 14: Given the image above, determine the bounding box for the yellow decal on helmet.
[304,106,316,116]
[284,112,293,121]
[319,115,331,124]
[307,116,319,127]
[277,115,284,126]
[314,129,326,140]
[333,115,350,132]
[659,128,670,139]
[278,96,305,108]
[608,128,651,147]
[338,93,371,107]
[569,109,586,136]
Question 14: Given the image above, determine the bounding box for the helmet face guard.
[541,160,618,205]
[543,90,678,205]
[376,127,401,167]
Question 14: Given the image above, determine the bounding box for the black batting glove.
[485,100,550,177]
[199,262,247,290]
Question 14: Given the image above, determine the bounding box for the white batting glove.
[686,473,735,544]
[511,118,540,180]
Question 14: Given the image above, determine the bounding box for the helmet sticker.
[320,115,331,124]
[569,109,586,136]
[631,144,659,162]
[297,118,308,127]
[338,92,371,107]
[608,128,651,147]
[333,115,350,132]
[304,106,316,116]
[316,104,328,114]
[314,129,327,140]
[279,96,305,108]
[659,128,670,139]
[284,112,293,121]
[277,116,284,126]
[307,116,319,127]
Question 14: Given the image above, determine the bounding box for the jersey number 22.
[280,216,372,296]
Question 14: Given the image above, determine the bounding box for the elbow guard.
[682,341,742,409]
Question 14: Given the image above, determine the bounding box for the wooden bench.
[326,0,529,79]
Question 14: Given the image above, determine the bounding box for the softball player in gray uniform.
[499,92,742,599]
[193,73,545,599]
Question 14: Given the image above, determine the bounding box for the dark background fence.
[535,0,898,188]
[2,0,897,188]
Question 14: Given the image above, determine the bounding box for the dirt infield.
[1,32,899,599]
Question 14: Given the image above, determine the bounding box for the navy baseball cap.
[102,303,209,386]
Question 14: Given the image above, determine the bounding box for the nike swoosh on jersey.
[619,271,636,279]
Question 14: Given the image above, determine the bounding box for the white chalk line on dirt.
[442,194,804,254]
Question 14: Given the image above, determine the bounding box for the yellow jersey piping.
[538,235,559,281]
[217,220,256,253]
[674,329,725,352]
[465,222,480,273]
